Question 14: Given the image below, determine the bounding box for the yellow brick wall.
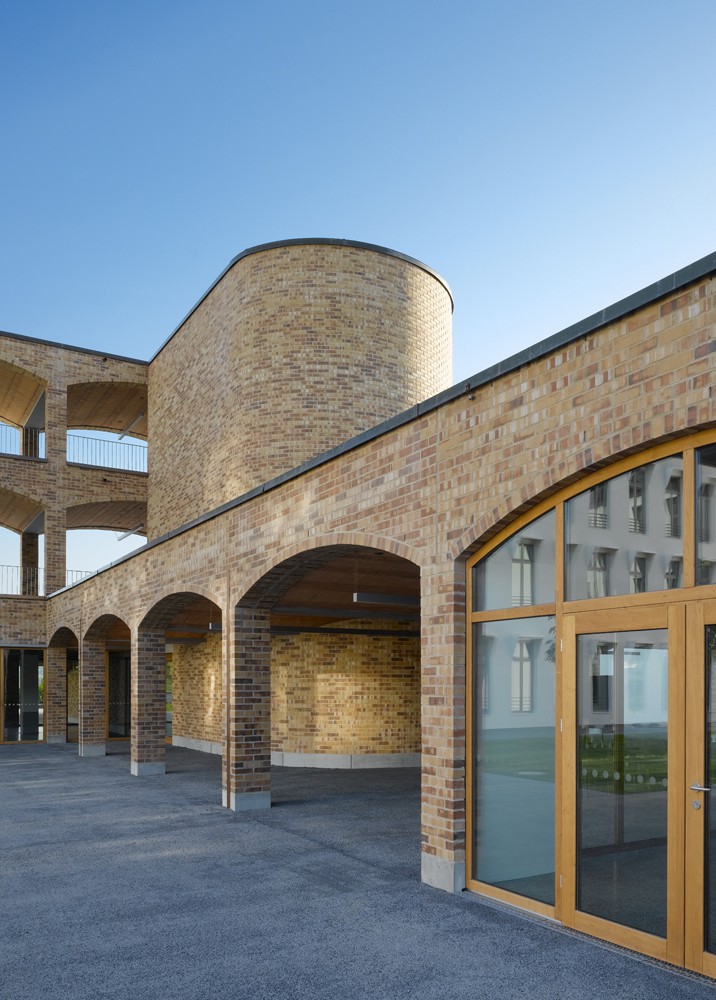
[271,622,420,755]
[171,634,222,746]
[171,623,420,756]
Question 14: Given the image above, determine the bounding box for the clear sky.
[1,0,715,573]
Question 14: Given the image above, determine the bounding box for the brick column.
[420,561,467,893]
[43,384,67,595]
[45,646,67,743]
[43,506,66,595]
[224,606,271,811]
[79,638,106,757]
[20,532,39,596]
[131,628,166,776]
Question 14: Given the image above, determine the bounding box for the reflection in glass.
[697,446,716,583]
[474,510,556,612]
[566,456,684,600]
[3,649,44,742]
[705,627,716,954]
[577,629,668,937]
[107,651,130,738]
[473,616,555,904]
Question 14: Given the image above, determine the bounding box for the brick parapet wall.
[43,271,716,861]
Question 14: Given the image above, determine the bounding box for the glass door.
[685,600,716,976]
[562,606,685,966]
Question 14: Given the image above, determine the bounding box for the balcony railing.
[0,423,46,459]
[67,433,147,473]
[0,566,92,597]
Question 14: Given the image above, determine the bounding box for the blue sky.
[1,0,715,572]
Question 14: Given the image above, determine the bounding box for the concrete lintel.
[79,743,106,758]
[421,854,466,894]
[130,761,166,777]
[230,790,271,812]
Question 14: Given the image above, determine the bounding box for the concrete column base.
[229,790,271,812]
[46,735,66,744]
[131,761,166,777]
[421,853,466,894]
[79,743,106,758]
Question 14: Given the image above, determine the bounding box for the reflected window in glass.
[589,482,608,528]
[664,475,681,538]
[474,509,556,612]
[628,469,646,533]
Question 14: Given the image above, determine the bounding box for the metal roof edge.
[148,238,454,362]
[0,328,148,366]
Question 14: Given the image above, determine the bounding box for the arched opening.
[137,592,223,779]
[80,614,131,758]
[65,501,147,581]
[230,544,421,855]
[47,627,79,744]
[0,359,46,459]
[0,488,43,595]
[66,381,147,472]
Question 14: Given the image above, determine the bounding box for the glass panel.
[697,445,716,584]
[566,456,683,600]
[705,626,716,954]
[66,649,79,743]
[3,649,43,742]
[473,510,556,612]
[577,629,668,937]
[107,651,131,738]
[473,615,555,904]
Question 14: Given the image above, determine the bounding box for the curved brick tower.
[147,238,453,538]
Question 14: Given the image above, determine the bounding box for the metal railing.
[0,422,46,459]
[0,566,92,596]
[67,433,147,473]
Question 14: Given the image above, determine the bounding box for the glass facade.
[565,455,684,600]
[473,616,555,904]
[577,630,668,937]
[107,651,131,738]
[2,649,44,742]
[473,510,556,612]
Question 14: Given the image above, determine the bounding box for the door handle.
[690,782,711,792]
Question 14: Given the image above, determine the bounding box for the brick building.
[2,238,716,975]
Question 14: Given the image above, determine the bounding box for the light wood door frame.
[685,599,716,976]
[562,604,685,966]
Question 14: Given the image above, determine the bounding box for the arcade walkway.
[1,745,713,999]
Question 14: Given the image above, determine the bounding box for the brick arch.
[235,532,420,609]
[139,590,223,630]
[48,625,79,647]
[0,357,46,430]
[449,428,701,562]
[83,612,131,642]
